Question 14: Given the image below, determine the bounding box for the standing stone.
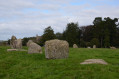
[27,40,33,47]
[10,35,17,48]
[73,44,78,48]
[87,47,91,48]
[36,34,42,43]
[28,42,42,54]
[45,39,69,59]
[16,39,22,49]
[110,46,116,49]
[93,45,96,48]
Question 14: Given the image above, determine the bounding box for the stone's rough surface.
[10,36,17,48]
[45,39,69,59]
[110,46,116,49]
[16,39,22,49]
[27,40,33,47]
[73,44,78,48]
[28,42,42,54]
[93,45,96,48]
[80,59,108,65]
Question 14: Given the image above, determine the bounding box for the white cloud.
[0,0,119,40]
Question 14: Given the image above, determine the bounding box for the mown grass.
[0,46,119,79]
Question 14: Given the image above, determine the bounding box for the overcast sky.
[0,0,119,40]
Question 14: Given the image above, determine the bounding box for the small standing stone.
[87,47,91,48]
[73,44,78,48]
[10,35,17,48]
[16,39,22,49]
[93,45,96,48]
[28,41,42,54]
[45,39,69,59]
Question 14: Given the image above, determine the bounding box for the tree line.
[22,17,119,48]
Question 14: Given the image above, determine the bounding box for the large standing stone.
[45,39,69,59]
[10,36,17,48]
[73,44,78,48]
[28,42,42,54]
[93,45,96,48]
[15,39,22,49]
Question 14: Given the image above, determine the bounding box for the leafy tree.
[104,29,110,48]
[63,22,81,47]
[93,17,104,47]
[55,32,63,40]
[8,39,10,45]
[104,17,118,46]
[40,26,56,45]
[92,17,118,47]
[80,25,93,42]
[80,39,86,47]
[86,42,91,47]
[93,17,102,26]
[22,37,29,46]
[90,38,100,47]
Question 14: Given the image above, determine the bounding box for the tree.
[104,29,110,48]
[40,26,56,45]
[86,42,91,47]
[93,17,104,47]
[8,39,10,45]
[92,17,118,47]
[90,38,100,47]
[22,37,29,46]
[93,17,102,26]
[80,39,86,47]
[104,17,118,46]
[80,25,93,42]
[55,32,63,40]
[62,22,81,47]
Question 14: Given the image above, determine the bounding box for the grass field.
[0,46,119,79]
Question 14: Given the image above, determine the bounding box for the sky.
[0,0,119,40]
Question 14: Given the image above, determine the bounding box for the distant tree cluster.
[79,17,119,48]
[7,17,119,48]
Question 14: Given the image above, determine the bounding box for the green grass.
[0,46,119,79]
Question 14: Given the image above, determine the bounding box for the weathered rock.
[45,39,69,59]
[28,42,42,54]
[73,44,78,48]
[7,49,27,52]
[7,49,18,51]
[87,47,91,48]
[36,34,42,43]
[93,45,96,48]
[110,46,116,49]
[27,40,33,47]
[16,39,22,49]
[80,59,108,65]
[10,35,17,48]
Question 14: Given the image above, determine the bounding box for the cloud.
[0,0,119,40]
